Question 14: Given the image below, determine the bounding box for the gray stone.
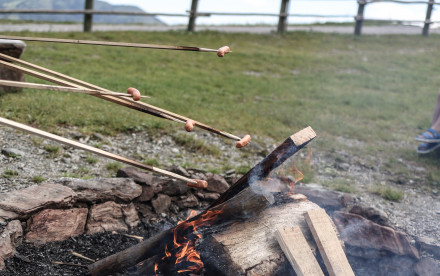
[176,193,199,209]
[349,204,389,226]
[92,133,108,142]
[138,184,162,202]
[333,211,419,259]
[169,165,190,177]
[122,203,140,229]
[0,219,23,270]
[0,40,26,93]
[414,257,440,276]
[116,166,154,185]
[416,236,440,258]
[59,177,141,203]
[206,173,230,193]
[87,201,128,234]
[1,148,25,158]
[152,194,171,214]
[295,184,343,211]
[0,209,18,220]
[161,180,188,196]
[25,208,87,245]
[0,183,76,218]
[135,203,156,219]
[204,193,221,201]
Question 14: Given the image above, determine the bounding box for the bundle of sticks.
[0,37,248,187]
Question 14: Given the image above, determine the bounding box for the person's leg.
[431,91,440,131]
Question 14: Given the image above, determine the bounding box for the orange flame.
[155,207,224,275]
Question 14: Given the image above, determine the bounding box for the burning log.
[88,127,316,276]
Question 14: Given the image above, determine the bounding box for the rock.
[176,193,199,209]
[0,220,23,270]
[152,194,171,214]
[205,173,230,193]
[1,148,25,158]
[379,255,416,276]
[414,257,440,276]
[138,184,162,202]
[161,180,188,196]
[59,177,141,203]
[5,220,22,246]
[340,194,356,207]
[0,183,76,218]
[25,208,87,245]
[135,203,156,219]
[0,209,18,220]
[225,169,236,175]
[349,204,389,226]
[295,184,343,211]
[122,203,140,229]
[333,211,419,259]
[0,40,26,93]
[87,201,128,234]
[92,133,108,142]
[416,236,440,258]
[204,193,220,201]
[169,165,190,177]
[116,166,154,185]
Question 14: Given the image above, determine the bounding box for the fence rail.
[0,0,437,36]
[355,0,437,36]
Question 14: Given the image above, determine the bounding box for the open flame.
[155,208,224,275]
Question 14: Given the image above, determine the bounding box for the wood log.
[88,128,315,275]
[196,195,323,275]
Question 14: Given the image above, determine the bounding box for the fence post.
[422,0,435,36]
[277,0,290,34]
[187,0,199,32]
[354,0,366,36]
[83,0,94,32]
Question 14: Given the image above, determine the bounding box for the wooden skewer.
[0,53,243,142]
[71,251,95,263]
[0,116,201,185]
[0,34,229,53]
[0,80,150,99]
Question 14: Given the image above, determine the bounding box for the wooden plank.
[304,209,354,276]
[275,226,324,276]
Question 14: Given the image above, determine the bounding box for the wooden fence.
[355,0,439,36]
[0,0,438,36]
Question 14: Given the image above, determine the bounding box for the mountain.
[0,0,164,25]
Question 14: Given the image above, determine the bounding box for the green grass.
[0,30,439,190]
[172,133,221,156]
[106,162,122,173]
[44,145,60,156]
[370,185,404,202]
[86,155,99,164]
[143,158,160,167]
[32,175,45,183]
[2,169,19,178]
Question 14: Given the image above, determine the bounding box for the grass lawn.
[0,30,439,189]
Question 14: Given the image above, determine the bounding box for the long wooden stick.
[0,53,241,141]
[0,80,149,99]
[0,34,222,53]
[0,116,197,184]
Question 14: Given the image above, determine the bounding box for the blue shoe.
[415,128,440,143]
[417,142,440,154]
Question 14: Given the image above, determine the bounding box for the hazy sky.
[103,0,435,26]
